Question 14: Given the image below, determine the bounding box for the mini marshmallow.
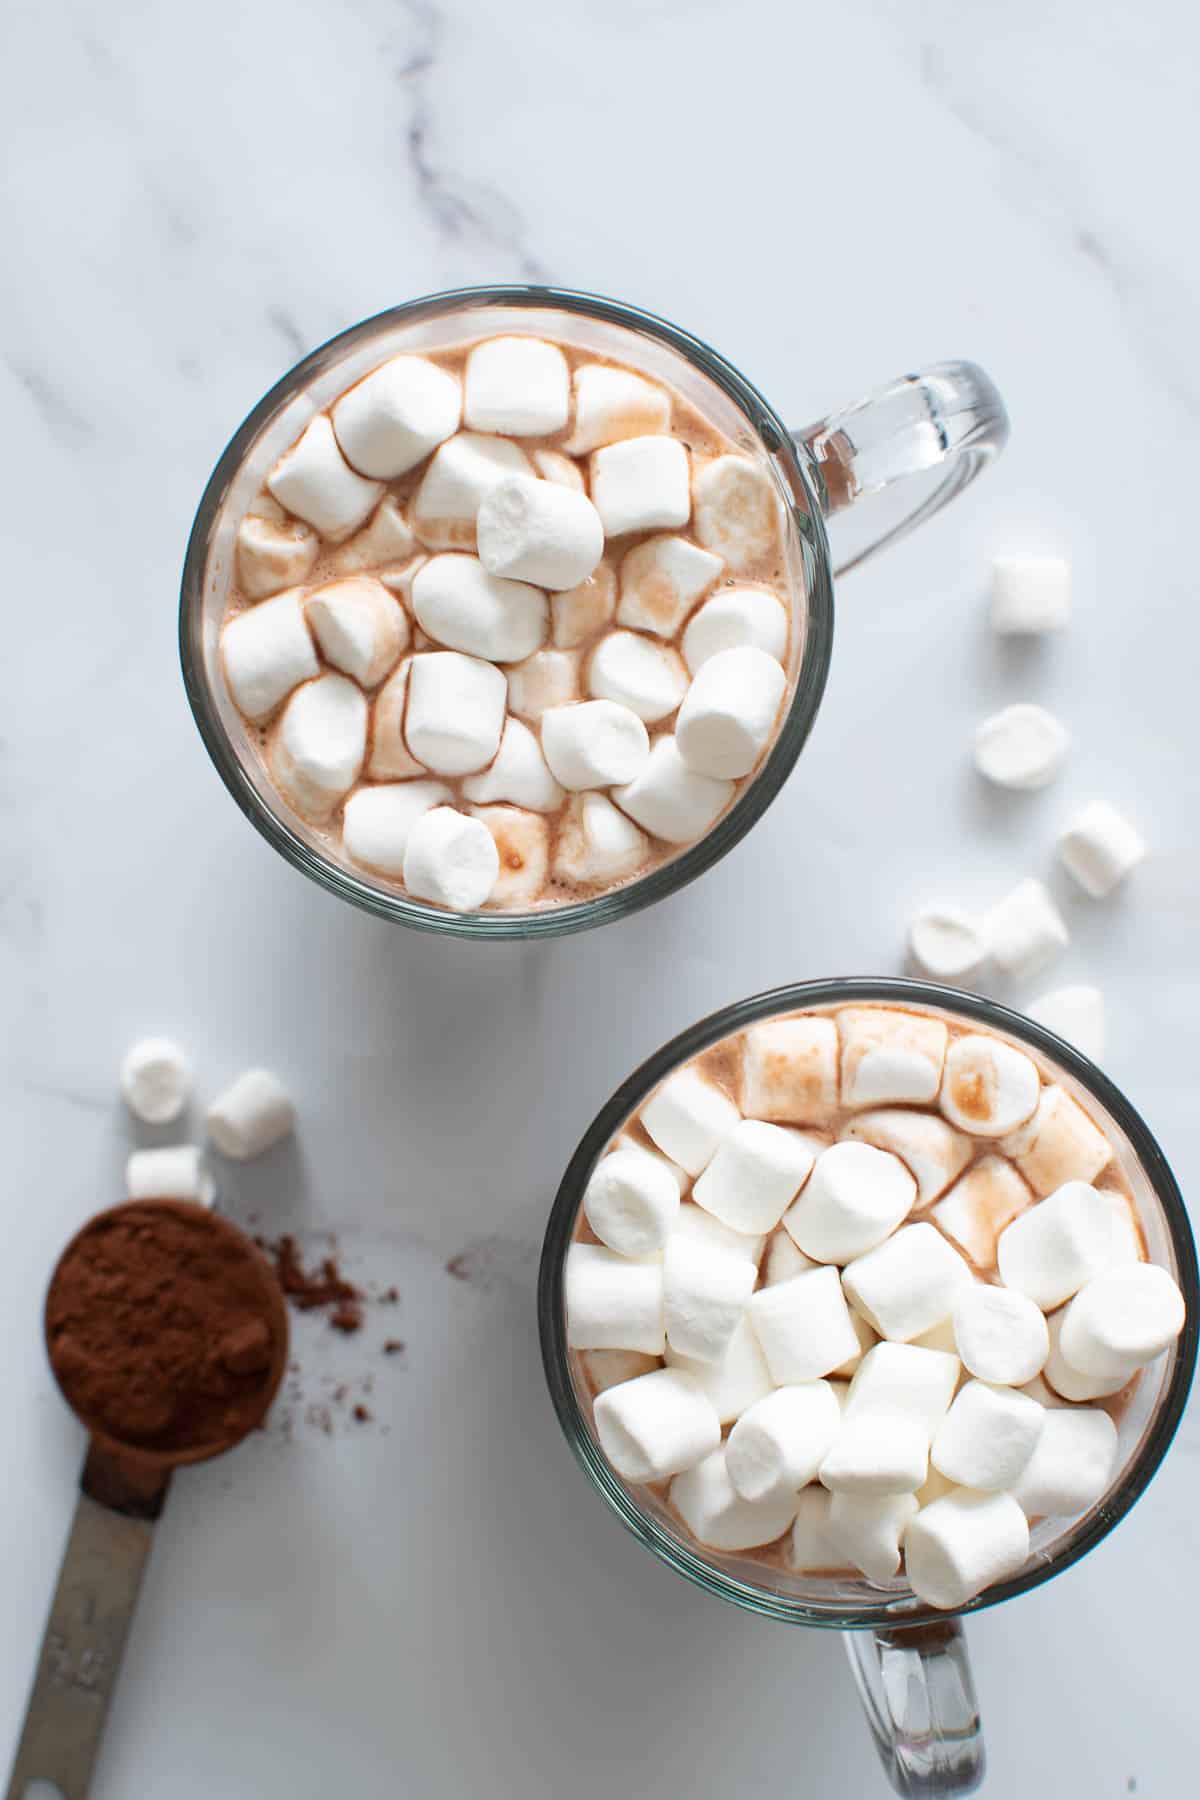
[477,475,604,591]
[331,497,417,575]
[462,718,564,813]
[682,586,789,674]
[588,631,688,723]
[827,1492,919,1584]
[843,1343,961,1438]
[665,1317,773,1424]
[670,1448,799,1551]
[748,1266,861,1384]
[120,1037,190,1125]
[1026,985,1106,1062]
[616,536,724,639]
[126,1145,214,1207]
[554,792,648,886]
[997,1181,1120,1310]
[1042,1307,1138,1400]
[405,651,507,775]
[1057,801,1147,897]
[974,704,1069,790]
[552,563,617,647]
[674,645,786,780]
[403,805,499,911]
[412,432,532,549]
[331,355,461,478]
[952,1283,1049,1385]
[693,455,780,572]
[236,512,318,599]
[1000,1085,1113,1196]
[908,906,987,983]
[834,1306,879,1378]
[564,364,671,455]
[367,656,424,779]
[783,1142,916,1264]
[764,1229,817,1286]
[904,1491,1030,1610]
[584,1143,682,1257]
[593,1367,719,1481]
[819,1416,929,1497]
[844,1109,974,1208]
[1058,1263,1185,1377]
[411,553,546,663]
[271,674,367,820]
[1104,1191,1144,1266]
[507,649,581,720]
[939,1035,1041,1138]
[741,1018,840,1127]
[541,700,649,791]
[838,1008,948,1111]
[612,735,734,844]
[222,590,319,722]
[911,1318,961,1357]
[532,448,585,491]
[464,336,569,437]
[990,554,1070,634]
[788,1486,846,1572]
[642,1066,740,1176]
[565,1242,665,1354]
[664,1236,757,1364]
[983,878,1069,981]
[267,415,384,541]
[916,1466,957,1508]
[693,1120,819,1235]
[931,1380,1044,1490]
[305,576,408,687]
[669,1203,763,1266]
[727,1383,842,1499]
[843,1224,973,1343]
[590,437,691,537]
[207,1068,295,1160]
[343,779,451,875]
[1010,1406,1118,1519]
[471,805,548,906]
[581,1349,660,1394]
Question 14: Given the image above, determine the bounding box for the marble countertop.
[2,0,1198,1793]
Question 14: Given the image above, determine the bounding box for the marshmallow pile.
[221,334,792,912]
[566,1005,1185,1610]
[120,1036,296,1205]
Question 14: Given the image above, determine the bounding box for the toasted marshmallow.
[541,700,649,790]
[819,1415,930,1497]
[908,906,988,983]
[693,455,780,572]
[267,414,383,540]
[839,1008,948,1110]
[682,586,789,673]
[997,1180,1120,1309]
[675,645,786,780]
[593,1367,719,1481]
[1010,1406,1118,1518]
[727,1383,842,1500]
[330,497,417,575]
[904,1491,1030,1610]
[564,364,671,454]
[588,631,688,723]
[939,1035,1041,1138]
[342,779,450,875]
[616,536,724,638]
[590,437,690,537]
[671,1447,799,1550]
[305,576,408,687]
[120,1037,190,1125]
[1042,1307,1137,1400]
[222,590,319,723]
[405,651,507,775]
[950,1284,1050,1388]
[844,1109,974,1208]
[933,1156,1034,1270]
[206,1068,294,1160]
[783,1142,915,1264]
[236,512,318,599]
[663,1236,757,1364]
[642,1067,740,1176]
[402,805,499,911]
[1057,800,1147,897]
[532,448,585,491]
[584,1144,682,1257]
[974,704,1069,790]
[411,553,546,663]
[693,1120,819,1236]
[554,792,648,886]
[1000,1085,1113,1196]
[412,432,532,549]
[271,675,367,820]
[612,735,734,844]
[931,1380,1044,1490]
[1026,985,1105,1062]
[827,1492,919,1583]
[764,1228,818,1286]
[741,1018,840,1127]
[551,563,617,647]
[748,1266,861,1384]
[462,717,563,812]
[668,1202,763,1266]
[843,1343,961,1438]
[1058,1264,1185,1377]
[665,1317,774,1424]
[126,1145,214,1207]
[991,553,1070,634]
[565,1242,665,1354]
[367,656,424,778]
[984,878,1069,980]
[477,474,604,591]
[843,1224,973,1343]
[788,1486,846,1571]
[471,805,548,906]
[331,355,461,477]
[464,336,569,436]
[581,1349,660,1395]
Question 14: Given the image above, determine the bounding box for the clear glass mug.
[537,978,1199,1796]
[180,287,1009,938]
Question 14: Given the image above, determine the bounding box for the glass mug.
[537,978,1198,1796]
[180,287,1008,938]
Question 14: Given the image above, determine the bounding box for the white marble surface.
[2,0,1199,1793]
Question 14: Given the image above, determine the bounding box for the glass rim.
[536,975,1199,1628]
[179,283,835,938]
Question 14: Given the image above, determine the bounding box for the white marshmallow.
[507,648,581,720]
[788,1486,846,1572]
[412,432,532,549]
[552,563,617,648]
[819,1413,930,1497]
[593,1367,720,1481]
[471,805,548,907]
[844,1109,974,1208]
[1057,800,1147,898]
[827,1492,919,1583]
[910,1318,962,1357]
[564,363,671,454]
[838,1008,948,1111]
[1058,1263,1185,1377]
[674,645,786,781]
[584,1144,682,1257]
[206,1068,294,1160]
[119,1037,190,1125]
[532,448,585,491]
[1103,1190,1144,1266]
[343,779,450,875]
[952,1283,1048,1385]
[463,336,569,436]
[581,1349,660,1395]
[668,1203,764,1266]
[764,1229,817,1286]
[126,1145,214,1207]
[664,1236,757,1364]
[222,590,319,723]
[405,651,507,775]
[565,1242,665,1354]
[983,878,1069,980]
[590,437,691,537]
[477,475,604,591]
[402,805,499,911]
[834,1306,879,1377]
[916,1467,957,1508]
[997,1181,1120,1310]
[642,1067,740,1176]
[665,1316,773,1424]
[616,536,724,638]
[236,512,318,599]
[748,1266,861,1383]
[727,1383,842,1500]
[682,586,789,673]
[271,674,367,820]
[843,1224,973,1343]
[1042,1307,1137,1400]
[588,631,688,723]
[843,1343,961,1438]
[783,1142,916,1264]
[554,792,648,887]
[541,700,649,791]
[908,906,988,983]
[267,414,384,540]
[332,497,418,576]
[305,576,408,687]
[693,1120,819,1235]
[1026,985,1106,1062]
[934,1156,1034,1268]
[462,717,564,813]
[331,355,461,477]
[367,656,424,779]
[939,1035,1041,1138]
[1010,1406,1118,1518]
[411,554,546,664]
[904,1491,1030,1610]
[692,455,780,572]
[741,1018,840,1127]
[1000,1085,1113,1196]
[990,554,1071,634]
[974,704,1069,790]
[931,1380,1044,1490]
[670,1448,799,1550]
[612,735,734,844]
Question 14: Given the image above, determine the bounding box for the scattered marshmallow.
[411,554,546,663]
[593,1367,720,1482]
[564,364,671,455]
[1057,801,1147,898]
[741,1018,840,1127]
[271,674,367,820]
[748,1266,862,1384]
[403,805,499,911]
[616,536,724,638]
[671,1447,799,1551]
[554,792,648,886]
[675,645,787,780]
[462,718,564,813]
[236,513,318,600]
[507,649,581,720]
[541,700,649,790]
[1026,985,1105,1062]
[343,779,450,875]
[668,1202,763,1265]
[997,1181,1121,1310]
[664,1236,757,1364]
[612,735,734,844]
[827,1491,919,1583]
[788,1485,845,1572]
[819,1414,929,1496]
[844,1108,974,1208]
[642,1067,740,1176]
[952,1283,1049,1386]
[843,1224,973,1343]
[331,355,461,478]
[222,590,319,723]
[582,1349,660,1394]
[764,1228,817,1286]
[692,455,780,572]
[974,704,1069,790]
[126,1146,214,1206]
[367,656,424,779]
[844,1343,961,1439]
[783,1142,916,1264]
[305,576,408,687]
[464,336,569,436]
[1010,1406,1118,1519]
[1058,1264,1185,1378]
[533,448,585,491]
[727,1383,842,1499]
[119,1037,191,1125]
[682,586,789,673]
[590,437,690,537]
[983,878,1069,981]
[908,906,987,983]
[472,805,548,906]
[411,432,531,549]
[931,1380,1044,1490]
[565,1242,665,1354]
[904,1491,1030,1610]
[267,414,384,541]
[477,475,604,591]
[838,1008,948,1110]
[990,554,1070,634]
[1000,1085,1113,1196]
[1042,1307,1137,1401]
[588,631,688,723]
[206,1068,295,1160]
[552,564,617,648]
[405,651,507,775]
[939,1035,1041,1138]
[665,1317,774,1424]
[332,496,418,575]
[692,1120,819,1235]
[584,1143,682,1257]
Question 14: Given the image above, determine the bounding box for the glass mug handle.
[795,361,1010,575]
[844,1620,985,1797]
